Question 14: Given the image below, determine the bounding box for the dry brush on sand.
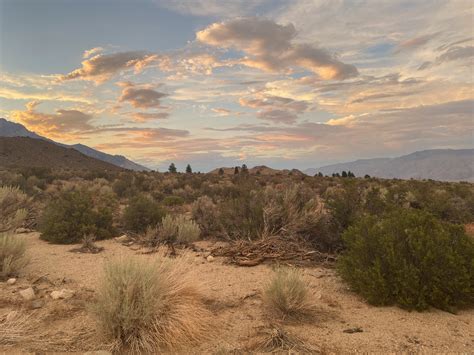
[91,253,212,353]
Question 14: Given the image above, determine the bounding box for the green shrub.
[162,195,185,206]
[263,268,315,319]
[159,214,200,244]
[122,195,166,233]
[40,190,115,244]
[338,209,474,311]
[91,256,211,352]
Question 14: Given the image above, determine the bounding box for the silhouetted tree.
[347,171,355,178]
[364,174,371,179]
[234,166,240,175]
[218,168,224,176]
[342,171,348,178]
[168,163,177,173]
[186,164,192,174]
[241,164,249,174]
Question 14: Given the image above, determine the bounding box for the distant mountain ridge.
[0,118,150,171]
[305,149,474,182]
[0,137,122,171]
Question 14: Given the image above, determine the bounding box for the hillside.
[0,118,149,171]
[0,137,122,171]
[306,149,474,182]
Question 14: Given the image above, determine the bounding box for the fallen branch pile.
[211,235,336,267]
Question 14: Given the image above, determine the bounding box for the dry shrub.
[192,196,221,236]
[160,214,200,245]
[263,268,316,320]
[91,254,211,353]
[0,310,39,346]
[0,186,28,280]
[248,325,316,353]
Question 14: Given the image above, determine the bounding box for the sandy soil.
[1,232,473,353]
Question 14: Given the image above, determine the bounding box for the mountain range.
[0,118,149,171]
[305,149,474,182]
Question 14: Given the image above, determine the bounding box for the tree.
[234,166,240,175]
[241,164,249,174]
[168,163,177,173]
[341,171,348,178]
[364,174,371,179]
[218,168,224,176]
[186,164,192,174]
[347,171,355,178]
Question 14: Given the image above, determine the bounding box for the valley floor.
[1,232,473,353]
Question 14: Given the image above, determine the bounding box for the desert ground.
[1,231,472,354]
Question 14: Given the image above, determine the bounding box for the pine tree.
[234,166,240,175]
[168,163,177,173]
[218,168,224,176]
[241,164,249,174]
[186,164,192,174]
[342,171,348,178]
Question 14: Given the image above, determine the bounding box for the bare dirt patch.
[1,232,473,353]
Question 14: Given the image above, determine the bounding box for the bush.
[191,196,221,236]
[338,209,474,311]
[263,268,315,319]
[91,256,211,352]
[40,190,115,244]
[159,214,200,245]
[123,195,166,233]
[162,195,185,206]
[0,186,28,280]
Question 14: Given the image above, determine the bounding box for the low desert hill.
[0,137,123,171]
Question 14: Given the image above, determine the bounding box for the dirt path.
[1,232,473,353]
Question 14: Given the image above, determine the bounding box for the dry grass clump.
[0,186,28,280]
[263,268,316,320]
[160,214,201,244]
[91,254,211,353]
[191,196,221,236]
[248,325,317,353]
[0,310,39,346]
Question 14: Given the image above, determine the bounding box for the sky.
[0,0,473,172]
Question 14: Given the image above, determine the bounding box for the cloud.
[118,82,168,109]
[0,87,94,104]
[196,17,358,80]
[83,47,104,59]
[395,33,438,52]
[155,0,268,17]
[59,51,157,83]
[211,108,231,116]
[131,112,170,122]
[256,109,298,124]
[11,101,95,140]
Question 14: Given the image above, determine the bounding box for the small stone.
[15,227,31,234]
[50,289,75,300]
[19,287,35,301]
[206,255,215,262]
[6,278,17,285]
[343,327,363,334]
[115,235,128,242]
[31,299,45,309]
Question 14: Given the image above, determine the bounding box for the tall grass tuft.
[91,254,211,353]
[263,268,316,320]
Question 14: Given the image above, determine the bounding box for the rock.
[19,287,35,301]
[15,227,31,234]
[50,289,75,300]
[31,299,45,309]
[115,235,129,242]
[206,255,215,262]
[343,327,363,334]
[6,278,17,285]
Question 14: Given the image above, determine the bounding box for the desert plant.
[338,209,474,311]
[122,195,166,233]
[0,186,28,233]
[263,268,315,320]
[162,195,185,206]
[159,214,200,245]
[0,186,28,280]
[191,196,221,236]
[40,190,115,244]
[91,255,211,352]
